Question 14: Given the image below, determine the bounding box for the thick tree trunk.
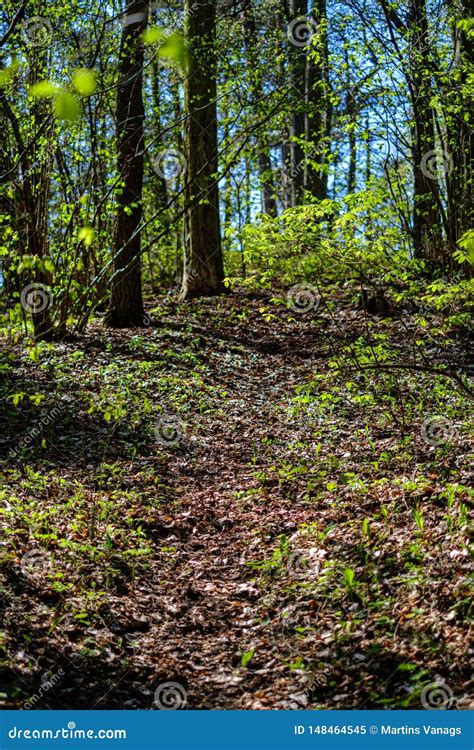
[107,0,147,327]
[179,0,225,300]
[379,0,444,264]
[411,109,443,262]
[407,0,443,262]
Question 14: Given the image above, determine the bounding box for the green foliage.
[455,230,474,266]
[236,190,408,288]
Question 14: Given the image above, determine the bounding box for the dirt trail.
[106,310,321,709]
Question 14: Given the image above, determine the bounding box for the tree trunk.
[379,0,444,264]
[288,0,308,207]
[16,1,54,339]
[107,0,147,327]
[407,0,443,262]
[179,0,225,300]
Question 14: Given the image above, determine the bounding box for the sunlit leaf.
[72,69,97,96]
[241,649,255,667]
[343,568,355,587]
[28,80,59,98]
[54,92,81,122]
[142,26,163,44]
[0,59,21,88]
[143,27,188,69]
[78,226,95,247]
[43,258,55,273]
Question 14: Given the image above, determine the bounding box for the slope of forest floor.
[0,287,472,710]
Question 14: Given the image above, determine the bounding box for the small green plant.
[343,567,356,588]
[413,509,424,534]
[240,649,255,668]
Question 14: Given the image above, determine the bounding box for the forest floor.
[0,287,472,710]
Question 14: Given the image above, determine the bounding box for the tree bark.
[14,1,54,340]
[408,0,443,262]
[107,0,147,327]
[179,0,225,300]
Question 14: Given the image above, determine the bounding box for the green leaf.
[28,80,59,98]
[413,509,424,532]
[29,393,45,405]
[43,258,55,273]
[143,28,188,69]
[54,92,81,122]
[159,33,188,66]
[289,656,306,670]
[457,230,474,265]
[78,226,95,247]
[142,26,163,44]
[105,529,113,550]
[343,567,355,587]
[241,648,255,667]
[72,69,97,96]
